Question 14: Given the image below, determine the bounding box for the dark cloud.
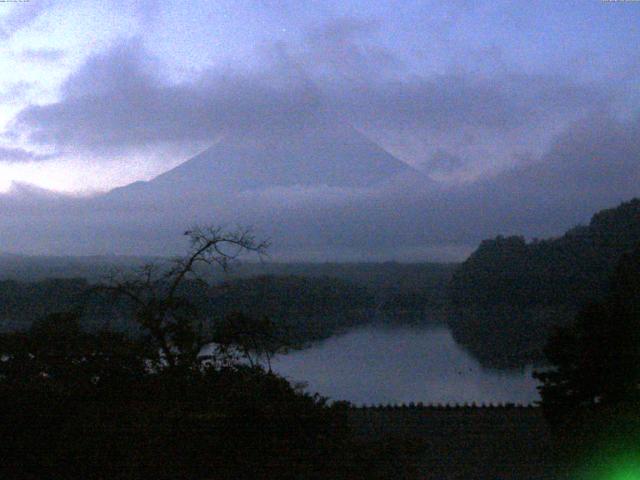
[0,146,51,163]
[13,39,323,151]
[11,25,607,169]
[0,8,638,259]
[450,112,640,238]
[0,1,54,39]
[303,16,402,82]
[18,48,65,62]
[329,73,606,133]
[133,0,162,27]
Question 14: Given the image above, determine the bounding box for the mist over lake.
[271,324,539,406]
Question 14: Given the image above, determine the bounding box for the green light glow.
[579,456,640,480]
[608,461,640,480]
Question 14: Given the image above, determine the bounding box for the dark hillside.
[448,198,640,368]
[449,198,640,307]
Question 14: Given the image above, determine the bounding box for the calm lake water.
[270,325,540,406]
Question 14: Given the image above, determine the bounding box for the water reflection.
[271,325,539,406]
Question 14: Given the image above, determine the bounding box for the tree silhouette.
[98,226,269,369]
[0,311,149,393]
[212,311,291,371]
[0,228,364,479]
[534,243,640,426]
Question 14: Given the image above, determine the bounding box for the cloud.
[233,111,640,251]
[10,24,608,175]
[0,1,54,39]
[18,48,65,63]
[0,81,33,104]
[13,38,324,152]
[133,0,161,28]
[302,16,402,83]
[0,9,638,258]
[0,146,51,163]
[450,112,640,237]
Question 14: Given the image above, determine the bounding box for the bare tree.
[212,312,293,372]
[98,226,269,369]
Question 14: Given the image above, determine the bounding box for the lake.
[270,325,540,406]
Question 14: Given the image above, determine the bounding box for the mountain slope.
[107,120,413,202]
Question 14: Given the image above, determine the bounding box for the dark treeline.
[0,254,158,282]
[0,264,455,345]
[448,198,640,368]
[0,257,456,310]
[0,278,90,330]
[225,262,456,311]
[207,275,374,346]
[2,203,638,476]
[533,242,640,475]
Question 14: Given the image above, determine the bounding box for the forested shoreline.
[448,198,640,368]
[0,265,454,351]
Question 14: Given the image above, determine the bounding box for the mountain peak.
[108,118,414,202]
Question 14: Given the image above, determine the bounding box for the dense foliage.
[0,278,89,330]
[0,258,456,311]
[0,264,454,349]
[448,198,640,368]
[224,262,456,311]
[207,275,377,345]
[535,244,640,421]
[0,314,355,479]
[533,244,640,474]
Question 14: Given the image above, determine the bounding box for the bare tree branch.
[93,226,268,369]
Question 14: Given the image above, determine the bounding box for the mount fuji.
[106,118,415,203]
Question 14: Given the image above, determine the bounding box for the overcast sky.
[1,0,639,193]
